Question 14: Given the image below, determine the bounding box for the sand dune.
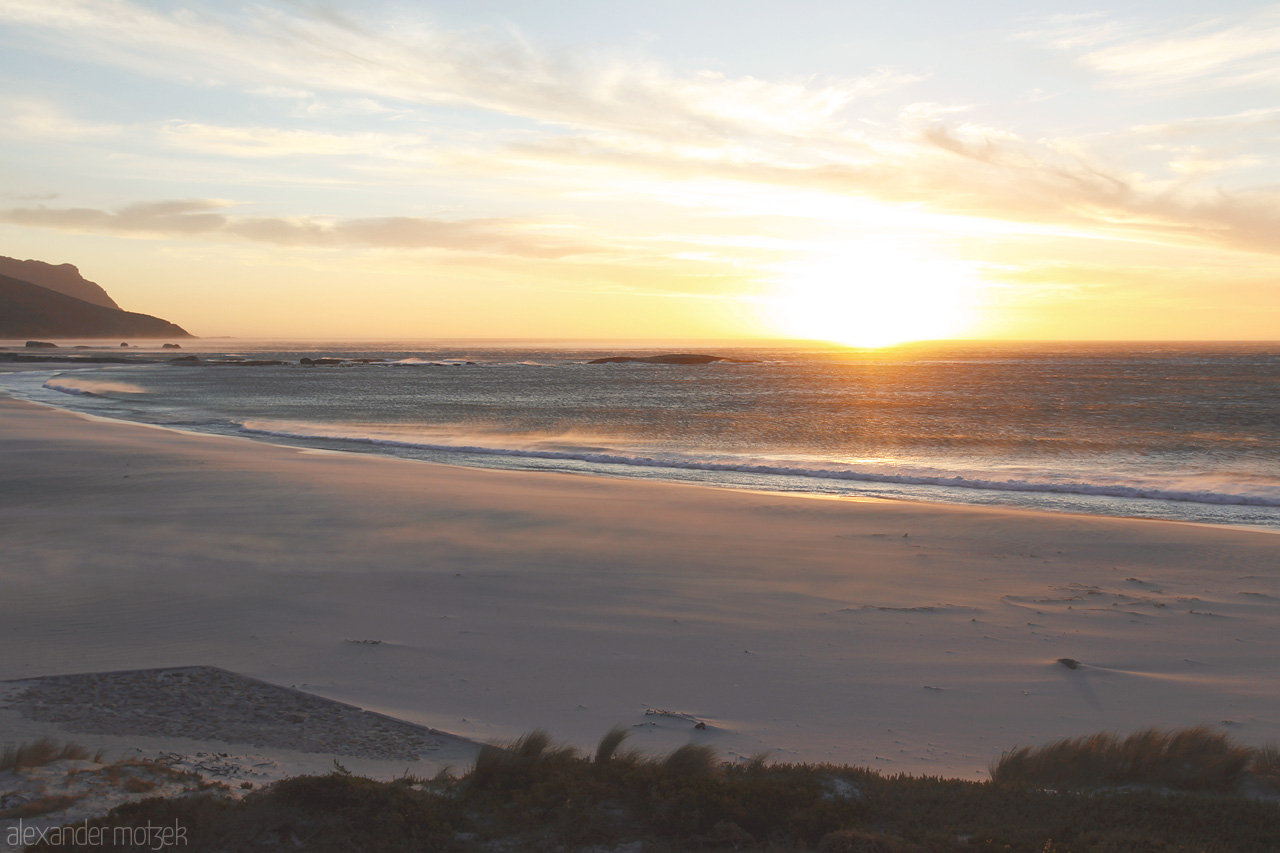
[1,395,1277,783]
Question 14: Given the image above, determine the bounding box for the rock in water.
[587,353,756,365]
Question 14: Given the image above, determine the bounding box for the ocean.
[4,340,1279,531]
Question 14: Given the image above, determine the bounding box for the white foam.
[235,421,1280,509]
[43,378,149,397]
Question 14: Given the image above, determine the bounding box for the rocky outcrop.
[0,256,120,309]
[587,353,757,364]
[0,273,191,339]
[25,340,58,348]
[300,357,389,366]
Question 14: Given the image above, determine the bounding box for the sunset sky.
[2,0,1278,342]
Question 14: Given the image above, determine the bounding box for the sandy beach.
[2,393,1278,788]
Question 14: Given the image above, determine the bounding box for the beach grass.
[989,726,1256,793]
[593,725,632,765]
[467,727,579,792]
[1252,742,1280,792]
[26,727,1280,852]
[0,738,102,772]
[660,742,718,777]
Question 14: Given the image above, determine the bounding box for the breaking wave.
[236,421,1280,509]
[43,377,149,396]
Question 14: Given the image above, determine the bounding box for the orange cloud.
[0,201,599,259]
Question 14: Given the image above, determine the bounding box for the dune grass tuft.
[0,738,102,772]
[511,728,554,760]
[991,726,1253,793]
[594,725,632,765]
[468,728,578,791]
[662,742,718,777]
[1252,742,1280,791]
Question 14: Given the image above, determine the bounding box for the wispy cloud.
[0,200,599,258]
[1022,7,1280,91]
[3,0,1279,270]
[0,96,121,140]
[1127,106,1280,138]
[0,0,917,144]
[158,122,437,161]
[1012,12,1132,50]
[489,118,1280,258]
[914,124,1280,255]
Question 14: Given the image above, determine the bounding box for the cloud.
[1022,7,1280,91]
[1085,22,1280,91]
[0,200,598,258]
[3,0,1278,272]
[0,96,121,140]
[158,121,436,160]
[1,199,234,233]
[898,102,973,122]
[0,190,60,201]
[492,118,1280,258]
[914,125,1280,255]
[1126,106,1280,138]
[0,0,919,144]
[1011,12,1132,51]
[243,86,401,119]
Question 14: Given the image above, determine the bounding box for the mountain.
[0,273,191,339]
[0,256,120,310]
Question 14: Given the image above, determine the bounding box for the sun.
[765,245,984,347]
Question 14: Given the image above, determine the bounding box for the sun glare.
[765,245,984,347]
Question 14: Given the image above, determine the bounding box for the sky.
[1,0,1278,343]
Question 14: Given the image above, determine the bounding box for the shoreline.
[5,358,1279,534]
[1,394,1279,782]
[18,375,1280,537]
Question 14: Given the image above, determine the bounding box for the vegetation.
[595,724,633,765]
[23,727,1280,852]
[0,738,102,772]
[1251,742,1280,792]
[989,726,1256,793]
[3,794,86,820]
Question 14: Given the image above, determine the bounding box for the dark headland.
[0,260,190,340]
[0,255,120,309]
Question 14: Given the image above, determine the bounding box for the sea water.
[4,340,1278,530]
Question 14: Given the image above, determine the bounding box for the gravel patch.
[3,666,460,761]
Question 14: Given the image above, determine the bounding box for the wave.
[235,422,1280,509]
[43,377,149,396]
